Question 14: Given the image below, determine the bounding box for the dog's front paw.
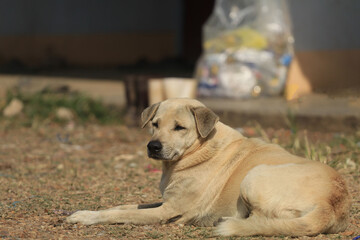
[215,217,239,236]
[66,210,101,225]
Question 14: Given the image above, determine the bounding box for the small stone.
[345,158,357,170]
[57,164,64,170]
[235,128,244,134]
[129,162,137,168]
[137,150,145,157]
[3,98,23,117]
[114,163,124,169]
[56,107,74,121]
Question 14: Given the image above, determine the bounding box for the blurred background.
[0,0,360,130]
[1,2,360,238]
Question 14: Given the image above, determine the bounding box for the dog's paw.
[214,217,239,236]
[66,210,101,225]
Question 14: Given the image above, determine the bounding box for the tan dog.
[67,98,350,237]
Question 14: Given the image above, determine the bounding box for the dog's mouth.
[147,150,179,161]
[147,140,182,161]
[147,151,163,160]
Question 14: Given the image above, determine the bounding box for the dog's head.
[141,98,219,161]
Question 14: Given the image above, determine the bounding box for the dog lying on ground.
[67,98,351,237]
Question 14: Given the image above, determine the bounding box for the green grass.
[1,87,124,126]
[252,119,359,172]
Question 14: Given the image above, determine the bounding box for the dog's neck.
[173,140,218,171]
[159,122,245,196]
[159,122,244,196]
[165,122,244,172]
[159,137,220,196]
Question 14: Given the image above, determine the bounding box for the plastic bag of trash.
[196,0,294,98]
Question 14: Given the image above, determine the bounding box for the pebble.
[56,107,74,121]
[137,150,145,157]
[345,158,357,170]
[3,98,23,117]
[114,163,124,169]
[57,164,64,170]
[235,128,244,134]
[129,162,137,168]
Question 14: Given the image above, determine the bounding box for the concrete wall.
[1,0,359,53]
[0,0,183,63]
[288,0,360,51]
[0,0,359,71]
[0,0,182,36]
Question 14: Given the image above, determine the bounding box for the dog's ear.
[141,102,160,128]
[191,106,219,138]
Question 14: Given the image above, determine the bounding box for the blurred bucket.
[148,78,165,105]
[149,78,197,105]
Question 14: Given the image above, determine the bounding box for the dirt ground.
[0,123,359,240]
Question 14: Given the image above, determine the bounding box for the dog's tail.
[216,204,349,237]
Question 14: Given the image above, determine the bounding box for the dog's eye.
[152,122,158,128]
[174,125,186,131]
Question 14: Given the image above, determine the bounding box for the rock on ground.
[3,98,23,117]
[56,107,74,121]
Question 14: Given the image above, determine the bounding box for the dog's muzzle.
[147,140,163,159]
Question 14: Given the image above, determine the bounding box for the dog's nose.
[147,140,162,153]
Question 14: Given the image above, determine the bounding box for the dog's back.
[216,136,351,236]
